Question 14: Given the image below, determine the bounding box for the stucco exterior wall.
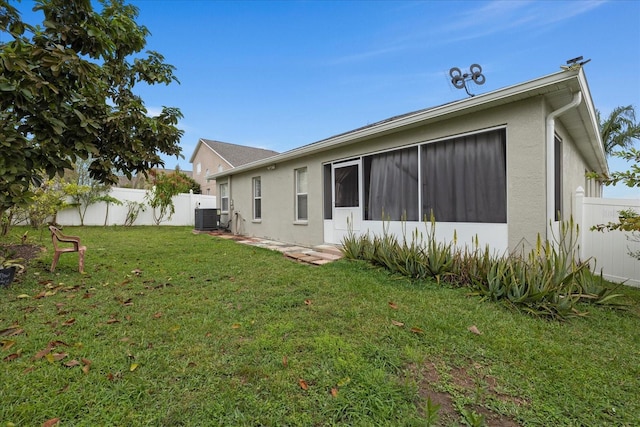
[191,147,231,196]
[553,119,593,220]
[219,152,327,245]
[220,96,559,251]
[504,98,547,250]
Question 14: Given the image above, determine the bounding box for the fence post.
[189,190,196,226]
[575,186,585,260]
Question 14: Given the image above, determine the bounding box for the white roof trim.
[189,138,233,167]
[210,69,604,179]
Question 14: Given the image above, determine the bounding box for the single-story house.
[208,68,607,253]
[190,139,279,196]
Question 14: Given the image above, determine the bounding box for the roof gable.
[190,139,279,167]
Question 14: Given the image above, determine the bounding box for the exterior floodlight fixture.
[561,55,591,71]
[449,63,485,97]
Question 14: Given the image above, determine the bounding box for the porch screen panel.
[365,147,419,221]
[335,165,359,207]
[323,164,332,219]
[421,129,506,223]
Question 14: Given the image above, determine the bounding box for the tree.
[589,104,640,187]
[172,170,201,194]
[144,170,196,225]
[13,178,68,229]
[0,0,184,215]
[62,156,113,226]
[590,106,640,251]
[593,148,640,188]
[598,105,640,155]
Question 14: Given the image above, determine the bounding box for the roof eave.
[211,69,604,180]
[577,69,609,174]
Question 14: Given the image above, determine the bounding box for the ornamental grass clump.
[341,216,623,320]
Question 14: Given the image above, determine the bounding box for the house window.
[220,183,229,212]
[554,135,562,220]
[295,167,308,221]
[196,163,202,175]
[364,146,419,221]
[421,128,507,223]
[253,177,262,220]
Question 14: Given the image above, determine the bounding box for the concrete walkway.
[201,230,343,265]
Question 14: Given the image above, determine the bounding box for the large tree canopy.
[598,105,640,156]
[590,105,640,188]
[0,0,183,211]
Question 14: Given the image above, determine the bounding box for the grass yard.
[1,226,639,426]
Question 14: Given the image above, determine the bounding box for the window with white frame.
[220,183,229,212]
[252,177,262,220]
[295,167,308,221]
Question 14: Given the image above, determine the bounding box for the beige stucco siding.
[222,96,562,251]
[224,153,327,245]
[503,98,547,249]
[192,148,232,196]
[555,119,592,220]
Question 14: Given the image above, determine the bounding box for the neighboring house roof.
[189,139,279,167]
[212,68,607,180]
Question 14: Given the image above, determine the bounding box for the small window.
[555,136,562,220]
[295,167,308,221]
[196,162,202,175]
[220,183,229,212]
[253,177,262,220]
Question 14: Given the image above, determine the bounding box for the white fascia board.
[577,70,608,174]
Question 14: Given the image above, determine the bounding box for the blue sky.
[10,0,640,197]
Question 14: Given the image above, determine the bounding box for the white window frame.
[220,182,229,213]
[295,167,308,222]
[252,176,262,221]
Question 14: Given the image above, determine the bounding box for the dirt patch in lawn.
[410,360,524,426]
[1,244,45,264]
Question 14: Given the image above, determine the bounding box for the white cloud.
[329,0,607,64]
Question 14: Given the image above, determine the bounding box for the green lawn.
[1,226,639,426]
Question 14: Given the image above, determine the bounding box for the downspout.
[545,90,582,238]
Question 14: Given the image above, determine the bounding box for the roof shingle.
[199,139,279,167]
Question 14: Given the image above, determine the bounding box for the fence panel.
[55,188,216,227]
[577,188,640,287]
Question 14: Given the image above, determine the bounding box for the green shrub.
[341,217,623,320]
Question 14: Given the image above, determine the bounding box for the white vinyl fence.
[52,186,640,286]
[56,187,216,227]
[576,187,640,287]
